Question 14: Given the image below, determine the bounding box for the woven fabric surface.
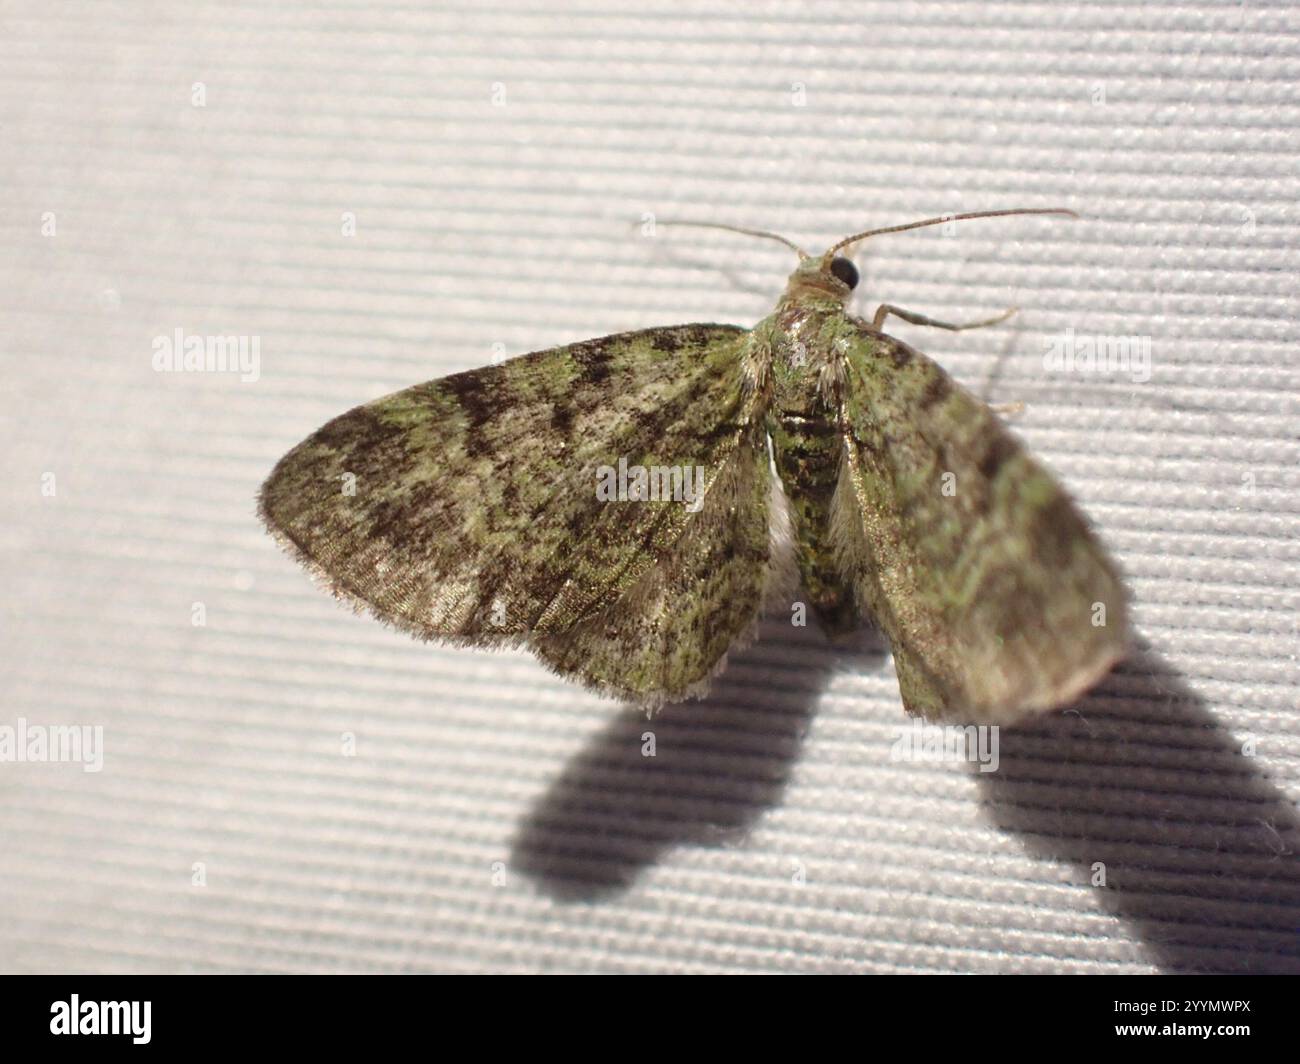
[1,1,1297,974]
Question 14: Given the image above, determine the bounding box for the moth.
[259,208,1129,726]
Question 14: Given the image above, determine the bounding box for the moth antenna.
[651,219,809,259]
[827,208,1078,257]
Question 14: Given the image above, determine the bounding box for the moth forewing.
[258,322,775,697]
[832,325,1129,725]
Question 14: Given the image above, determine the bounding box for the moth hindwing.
[260,210,1128,723]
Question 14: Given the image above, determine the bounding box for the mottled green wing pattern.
[531,415,782,701]
[259,324,774,699]
[831,321,1129,725]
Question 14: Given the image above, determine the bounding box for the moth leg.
[871,304,1017,332]
[990,400,1026,419]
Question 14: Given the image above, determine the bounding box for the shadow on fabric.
[511,618,884,900]
[977,638,1300,974]
[513,625,1299,973]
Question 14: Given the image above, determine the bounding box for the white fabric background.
[1,1,1297,973]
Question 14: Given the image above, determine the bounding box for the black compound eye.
[829,256,859,290]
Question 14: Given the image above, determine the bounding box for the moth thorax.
[780,333,814,370]
[774,309,826,369]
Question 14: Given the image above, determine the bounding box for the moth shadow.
[978,639,1300,973]
[511,617,887,901]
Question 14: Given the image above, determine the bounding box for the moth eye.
[829,256,859,290]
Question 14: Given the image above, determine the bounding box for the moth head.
[782,253,859,304]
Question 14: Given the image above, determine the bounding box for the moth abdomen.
[766,395,859,637]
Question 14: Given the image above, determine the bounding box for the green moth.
[259,209,1128,726]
